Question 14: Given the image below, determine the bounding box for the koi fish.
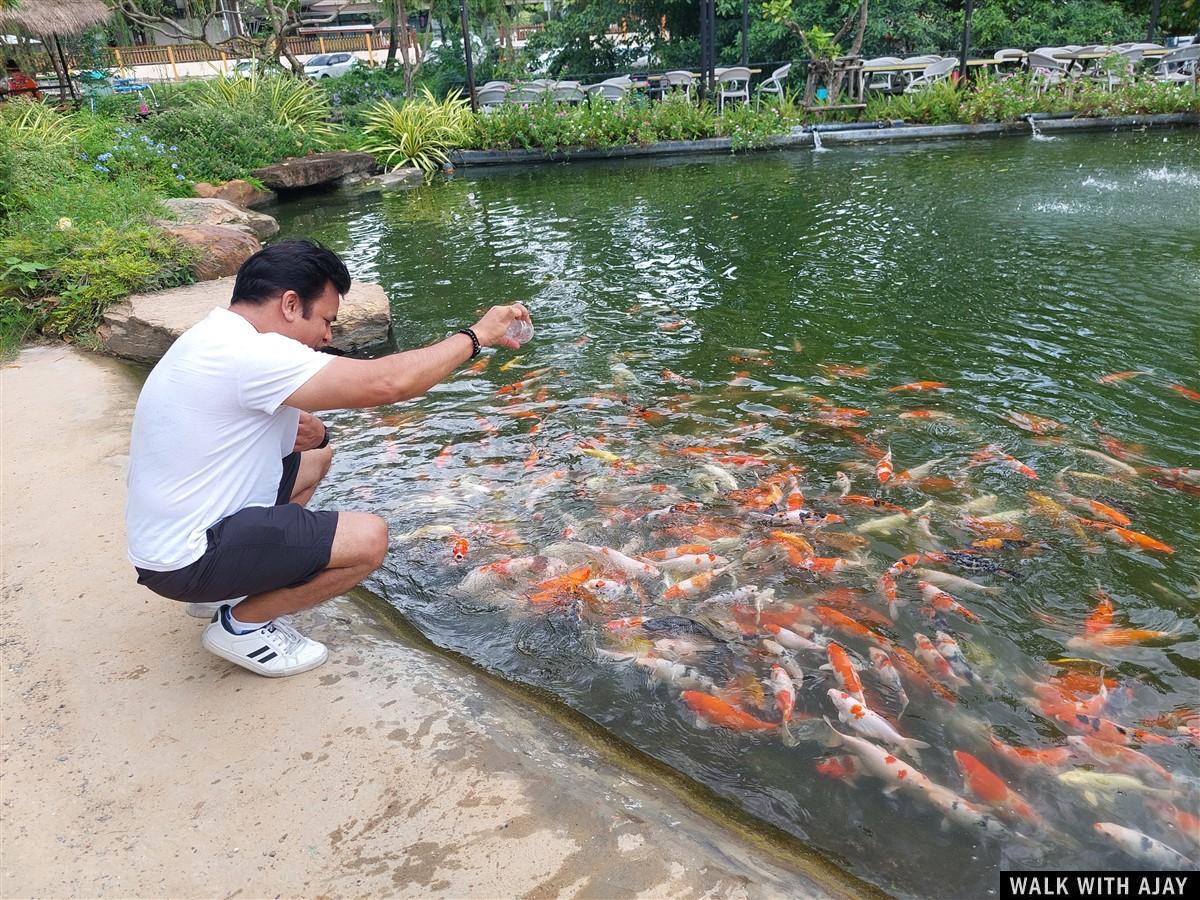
[434,443,453,467]
[915,569,999,597]
[1065,736,1172,786]
[875,450,894,484]
[1002,411,1064,434]
[632,656,716,692]
[934,631,979,685]
[898,409,956,421]
[868,648,909,715]
[764,623,827,653]
[827,689,930,759]
[1076,448,1139,477]
[878,572,901,620]
[1168,383,1200,402]
[815,755,860,782]
[1058,494,1131,527]
[819,363,870,379]
[918,581,982,622]
[887,644,958,705]
[641,544,712,561]
[887,381,947,392]
[821,642,865,703]
[585,545,661,580]
[1096,370,1147,384]
[1146,800,1200,853]
[681,690,778,732]
[824,719,934,794]
[914,632,968,688]
[449,535,469,562]
[987,735,1075,770]
[1093,823,1191,868]
[658,320,687,332]
[886,554,922,579]
[796,556,858,576]
[465,356,491,375]
[814,606,889,647]
[769,530,815,557]
[523,446,540,472]
[1078,520,1175,554]
[954,751,1046,827]
[663,568,728,602]
[841,495,910,514]
[921,783,1013,840]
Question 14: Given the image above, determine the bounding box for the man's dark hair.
[231,239,351,318]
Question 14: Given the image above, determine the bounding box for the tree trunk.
[386,0,401,70]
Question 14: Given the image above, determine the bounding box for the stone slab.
[161,197,279,240]
[158,223,261,282]
[98,276,391,364]
[193,179,277,209]
[252,151,381,191]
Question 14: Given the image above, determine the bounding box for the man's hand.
[294,412,327,452]
[471,302,531,349]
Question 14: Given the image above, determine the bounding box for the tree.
[107,1,315,74]
[381,0,435,97]
[764,0,868,104]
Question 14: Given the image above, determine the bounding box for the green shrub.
[139,105,323,182]
[191,74,335,141]
[362,88,472,170]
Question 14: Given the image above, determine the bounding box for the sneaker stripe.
[258,651,278,663]
[247,646,271,659]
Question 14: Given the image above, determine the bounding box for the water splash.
[811,128,829,153]
[1140,165,1200,187]
[1026,115,1058,142]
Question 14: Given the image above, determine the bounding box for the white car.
[303,52,358,79]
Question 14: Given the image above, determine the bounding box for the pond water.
[274,131,1200,898]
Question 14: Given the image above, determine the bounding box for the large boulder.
[159,223,261,282]
[193,179,277,209]
[98,277,391,364]
[252,152,381,191]
[161,197,279,240]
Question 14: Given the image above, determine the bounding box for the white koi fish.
[827,689,930,759]
[1093,822,1191,867]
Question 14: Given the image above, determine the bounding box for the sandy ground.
[1,346,852,900]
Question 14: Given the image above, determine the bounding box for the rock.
[99,277,391,364]
[252,152,380,191]
[193,179,276,209]
[159,224,261,282]
[161,197,279,240]
[339,167,426,198]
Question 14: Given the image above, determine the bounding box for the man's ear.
[279,289,303,322]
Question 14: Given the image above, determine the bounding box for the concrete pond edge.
[449,112,1200,167]
[348,584,891,900]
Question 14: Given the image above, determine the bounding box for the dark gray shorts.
[135,453,338,604]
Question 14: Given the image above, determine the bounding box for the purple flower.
[93,164,110,173]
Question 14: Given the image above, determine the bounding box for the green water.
[274,131,1200,898]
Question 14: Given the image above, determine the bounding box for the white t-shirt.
[126,307,333,571]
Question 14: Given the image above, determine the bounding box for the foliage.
[190,74,335,141]
[0,99,84,146]
[362,88,473,170]
[0,110,194,353]
[139,106,325,183]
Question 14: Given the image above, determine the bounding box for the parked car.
[303,52,358,79]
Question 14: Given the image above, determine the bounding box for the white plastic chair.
[476,86,509,110]
[716,66,751,111]
[552,83,586,104]
[1027,52,1071,92]
[863,56,902,93]
[899,55,941,89]
[904,58,958,93]
[1155,45,1200,87]
[662,70,696,99]
[756,63,791,107]
[587,82,628,101]
[508,83,546,104]
[1093,47,1143,90]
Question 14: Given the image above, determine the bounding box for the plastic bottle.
[504,318,534,347]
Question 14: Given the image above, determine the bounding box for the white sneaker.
[201,606,328,677]
[186,596,245,619]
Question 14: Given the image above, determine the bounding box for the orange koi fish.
[449,535,469,562]
[822,642,865,703]
[886,554,922,579]
[1059,495,1131,527]
[887,381,947,392]
[878,572,900,620]
[641,544,712,561]
[918,581,981,623]
[1003,411,1064,434]
[1077,520,1174,554]
[875,450,894,484]
[770,664,797,724]
[434,443,453,467]
[797,556,856,576]
[913,632,968,688]
[658,320,687,332]
[1084,590,1115,634]
[681,690,778,732]
[987,735,1075,770]
[887,643,957,704]
[819,363,871,379]
[1096,370,1146,384]
[814,606,888,647]
[769,530,815,557]
[1066,735,1173,786]
[954,751,1046,827]
[465,356,491,375]
[1168,384,1200,402]
[524,446,540,472]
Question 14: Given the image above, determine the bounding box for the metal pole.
[958,0,973,82]
[707,0,716,93]
[1147,0,1160,42]
[698,0,708,102]
[740,0,748,67]
[459,0,477,112]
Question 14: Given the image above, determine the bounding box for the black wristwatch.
[316,423,330,449]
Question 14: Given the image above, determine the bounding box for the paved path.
[1,346,846,899]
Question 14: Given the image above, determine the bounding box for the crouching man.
[125,239,529,677]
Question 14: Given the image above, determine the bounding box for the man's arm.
[285,303,529,412]
[293,412,327,451]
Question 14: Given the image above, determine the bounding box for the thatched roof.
[0,0,112,36]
